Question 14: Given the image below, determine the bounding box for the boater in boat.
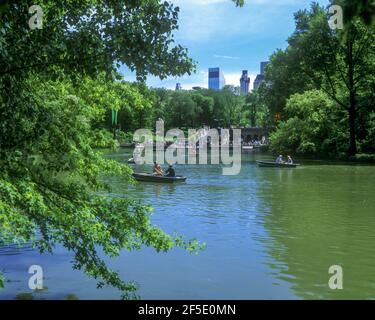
[275,155,284,164]
[165,165,176,177]
[153,162,164,176]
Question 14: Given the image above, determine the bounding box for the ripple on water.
[1,151,375,299]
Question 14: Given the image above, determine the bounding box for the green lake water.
[1,149,375,299]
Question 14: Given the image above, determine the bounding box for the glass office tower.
[208,67,226,90]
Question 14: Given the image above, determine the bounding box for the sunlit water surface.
[1,150,375,299]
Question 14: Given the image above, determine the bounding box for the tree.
[242,89,271,128]
[335,0,375,26]
[263,3,375,155]
[200,87,244,127]
[74,76,156,135]
[222,86,246,127]
[291,5,375,155]
[0,0,207,297]
[191,92,214,126]
[246,93,257,127]
[165,91,198,128]
[269,90,344,155]
[0,1,195,80]
[152,88,171,123]
[263,48,313,117]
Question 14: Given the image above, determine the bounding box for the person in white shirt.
[276,155,284,164]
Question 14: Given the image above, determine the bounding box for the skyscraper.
[208,67,226,90]
[253,74,264,91]
[253,61,269,90]
[240,70,250,95]
[175,83,182,91]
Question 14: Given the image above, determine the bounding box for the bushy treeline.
[258,3,375,157]
[140,85,268,130]
[92,83,269,135]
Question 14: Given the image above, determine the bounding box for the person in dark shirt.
[165,165,176,177]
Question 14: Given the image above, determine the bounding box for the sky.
[120,0,330,90]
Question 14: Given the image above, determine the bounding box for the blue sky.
[120,0,329,90]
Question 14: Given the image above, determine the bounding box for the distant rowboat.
[256,160,299,168]
[242,145,254,150]
[132,173,187,183]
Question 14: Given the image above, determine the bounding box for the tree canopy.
[0,0,207,298]
[262,2,375,156]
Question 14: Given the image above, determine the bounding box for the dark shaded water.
[1,150,375,299]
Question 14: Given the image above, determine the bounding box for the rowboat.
[242,145,254,151]
[132,173,187,183]
[256,160,299,168]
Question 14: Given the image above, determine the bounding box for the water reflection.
[0,243,33,256]
[1,149,375,299]
[255,164,375,299]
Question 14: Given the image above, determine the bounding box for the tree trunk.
[347,32,357,156]
[250,103,256,127]
[348,92,357,156]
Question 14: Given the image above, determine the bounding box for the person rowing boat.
[275,155,284,164]
[165,165,176,177]
[153,162,164,176]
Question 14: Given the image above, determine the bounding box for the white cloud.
[171,0,329,43]
[173,0,227,6]
[214,54,240,60]
[223,72,241,86]
[224,72,257,88]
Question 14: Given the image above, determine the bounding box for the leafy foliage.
[0,0,195,80]
[269,90,347,155]
[263,3,375,156]
[0,0,209,297]
[151,87,250,129]
[0,76,204,297]
[243,90,271,128]
[335,0,375,26]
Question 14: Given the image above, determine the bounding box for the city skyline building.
[253,61,269,90]
[240,70,250,95]
[175,83,182,91]
[208,67,226,90]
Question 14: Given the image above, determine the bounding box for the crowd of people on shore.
[242,136,268,147]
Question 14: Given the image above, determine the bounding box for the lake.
[1,149,375,299]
